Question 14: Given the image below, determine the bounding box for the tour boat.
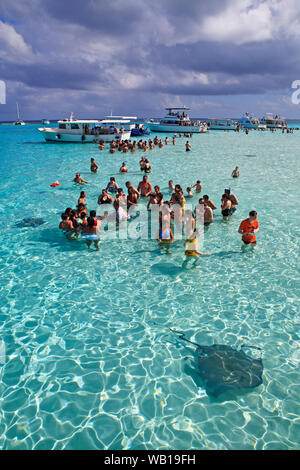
[260,113,287,129]
[14,102,25,125]
[38,114,132,142]
[239,113,266,130]
[41,119,50,125]
[207,119,238,131]
[147,107,208,133]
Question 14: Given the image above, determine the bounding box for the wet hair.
[80,191,86,197]
[203,195,209,200]
[224,188,231,195]
[90,210,96,218]
[249,210,257,217]
[80,212,86,219]
[61,213,68,220]
[65,207,72,215]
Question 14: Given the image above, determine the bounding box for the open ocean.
[0,123,299,450]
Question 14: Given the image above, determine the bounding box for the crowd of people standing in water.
[59,134,259,264]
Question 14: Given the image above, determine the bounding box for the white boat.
[38,114,132,142]
[105,115,137,131]
[41,119,50,125]
[239,113,266,130]
[14,102,25,125]
[147,107,208,133]
[207,119,238,131]
[260,113,287,129]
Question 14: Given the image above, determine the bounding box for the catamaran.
[38,114,131,142]
[147,107,208,133]
[14,102,25,125]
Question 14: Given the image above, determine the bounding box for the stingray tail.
[169,328,200,348]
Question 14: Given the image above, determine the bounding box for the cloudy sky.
[1,0,300,120]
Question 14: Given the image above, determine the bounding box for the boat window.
[59,123,66,129]
[71,123,80,129]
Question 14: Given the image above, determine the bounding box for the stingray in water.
[16,217,46,228]
[171,329,263,397]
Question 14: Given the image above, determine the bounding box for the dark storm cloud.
[148,40,300,76]
[0,0,300,118]
[43,0,145,36]
[0,60,106,91]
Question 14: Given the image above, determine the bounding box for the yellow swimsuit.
[185,237,198,256]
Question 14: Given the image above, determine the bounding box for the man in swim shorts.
[199,198,214,226]
[238,210,259,247]
[81,211,101,250]
[138,175,153,197]
[225,189,239,213]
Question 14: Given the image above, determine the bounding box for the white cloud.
[200,1,273,44]
[0,20,34,63]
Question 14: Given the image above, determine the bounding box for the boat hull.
[262,123,286,129]
[38,128,131,142]
[148,123,206,133]
[239,123,266,130]
[209,125,237,131]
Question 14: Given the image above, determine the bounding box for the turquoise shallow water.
[0,124,299,450]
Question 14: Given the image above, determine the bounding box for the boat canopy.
[105,115,137,120]
[58,119,130,125]
[165,107,190,111]
[99,119,130,124]
[58,119,102,124]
